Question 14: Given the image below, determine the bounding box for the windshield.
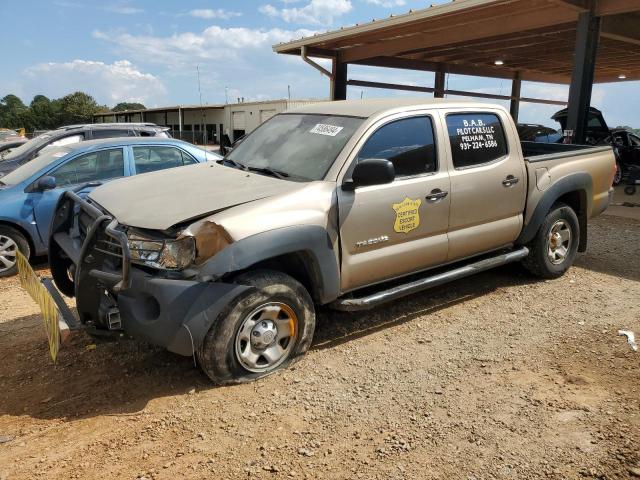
[227,113,363,181]
[1,132,53,161]
[1,146,71,185]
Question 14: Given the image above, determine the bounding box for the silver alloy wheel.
[235,302,297,373]
[0,235,18,273]
[547,219,572,265]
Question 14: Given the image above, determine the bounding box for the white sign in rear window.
[309,124,344,137]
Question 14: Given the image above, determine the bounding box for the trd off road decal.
[393,197,422,234]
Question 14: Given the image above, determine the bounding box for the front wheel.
[522,203,580,279]
[197,269,316,384]
[0,226,30,278]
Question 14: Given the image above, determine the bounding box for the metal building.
[93,99,326,144]
[274,0,639,144]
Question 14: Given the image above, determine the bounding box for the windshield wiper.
[216,158,248,171]
[217,158,290,180]
[245,166,290,180]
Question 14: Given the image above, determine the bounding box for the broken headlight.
[128,233,195,271]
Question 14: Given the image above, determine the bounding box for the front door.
[442,110,527,261]
[338,114,450,292]
[31,148,127,244]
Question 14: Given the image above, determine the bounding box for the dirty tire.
[197,269,316,385]
[0,226,30,278]
[624,185,636,196]
[522,203,579,279]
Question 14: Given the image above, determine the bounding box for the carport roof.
[273,0,640,84]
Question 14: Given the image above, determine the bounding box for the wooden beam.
[546,0,589,12]
[353,56,572,84]
[601,13,640,46]
[340,6,579,63]
[347,79,435,94]
[347,78,568,106]
[597,0,640,16]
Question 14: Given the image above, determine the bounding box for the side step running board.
[330,247,529,312]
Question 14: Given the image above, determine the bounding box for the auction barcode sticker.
[309,124,344,137]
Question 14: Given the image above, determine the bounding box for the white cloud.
[260,0,352,26]
[22,60,166,106]
[93,26,317,67]
[364,0,405,7]
[188,9,242,20]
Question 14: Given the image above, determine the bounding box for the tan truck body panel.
[87,99,615,297]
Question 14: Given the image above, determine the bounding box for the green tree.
[29,95,57,130]
[0,91,115,131]
[0,94,29,129]
[54,91,104,125]
[112,102,146,112]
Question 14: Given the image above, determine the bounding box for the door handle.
[426,189,448,201]
[502,175,519,187]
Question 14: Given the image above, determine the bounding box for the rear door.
[31,148,128,243]
[338,113,450,292]
[130,145,198,175]
[441,109,526,261]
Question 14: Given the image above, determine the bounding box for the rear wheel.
[522,203,579,279]
[197,269,316,384]
[0,226,30,278]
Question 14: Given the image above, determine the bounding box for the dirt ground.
[0,213,639,480]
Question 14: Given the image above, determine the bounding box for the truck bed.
[520,141,615,226]
[521,141,612,162]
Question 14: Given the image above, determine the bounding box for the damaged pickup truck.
[47,99,615,383]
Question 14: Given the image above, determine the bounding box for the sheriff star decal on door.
[393,197,422,233]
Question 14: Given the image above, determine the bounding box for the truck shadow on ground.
[0,264,535,422]
[573,215,640,282]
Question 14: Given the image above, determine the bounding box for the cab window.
[446,113,508,169]
[357,116,437,177]
[91,129,131,139]
[50,148,125,186]
[630,134,640,147]
[132,146,196,174]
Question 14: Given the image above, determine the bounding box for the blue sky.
[1,0,638,127]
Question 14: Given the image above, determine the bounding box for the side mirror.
[36,176,56,191]
[343,158,395,191]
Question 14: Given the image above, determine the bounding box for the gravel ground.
[0,213,639,480]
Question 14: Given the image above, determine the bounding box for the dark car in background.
[0,138,28,155]
[609,129,640,184]
[0,123,171,177]
[551,107,639,184]
[517,124,563,144]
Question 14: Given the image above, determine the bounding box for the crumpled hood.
[89,162,299,230]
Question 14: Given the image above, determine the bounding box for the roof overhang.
[274,0,640,84]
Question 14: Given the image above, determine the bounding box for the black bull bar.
[50,189,132,297]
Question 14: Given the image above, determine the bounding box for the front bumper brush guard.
[56,190,133,292]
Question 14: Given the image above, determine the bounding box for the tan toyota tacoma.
[47,99,615,383]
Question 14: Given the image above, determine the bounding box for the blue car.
[0,137,220,277]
